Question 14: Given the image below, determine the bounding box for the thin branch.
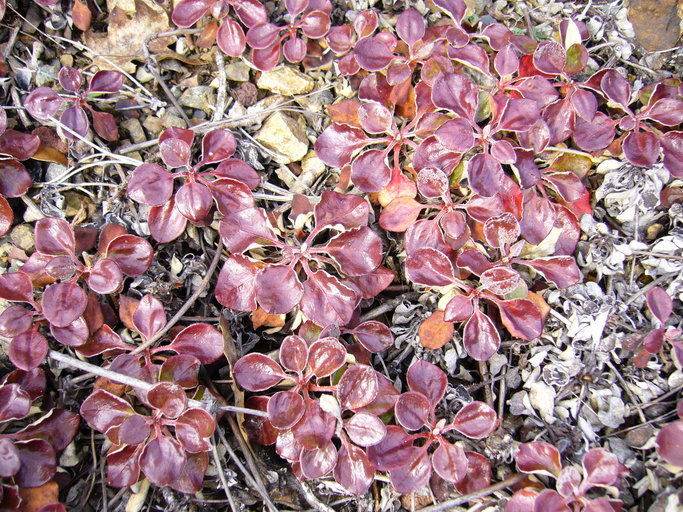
[213,50,228,123]
[211,437,238,512]
[419,473,527,512]
[297,481,335,512]
[130,240,224,355]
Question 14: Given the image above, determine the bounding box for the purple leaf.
[389,448,431,494]
[516,442,562,477]
[623,131,660,167]
[656,419,683,467]
[600,69,631,108]
[463,310,500,361]
[301,271,357,327]
[106,444,142,487]
[354,37,394,71]
[300,10,330,39]
[49,316,89,347]
[349,321,393,353]
[300,443,337,479]
[0,272,33,302]
[61,105,89,140]
[444,294,474,322]
[334,444,375,495]
[147,382,187,419]
[105,234,154,276]
[175,182,213,222]
[0,438,20,478]
[159,138,192,168]
[432,73,478,120]
[432,440,468,483]
[256,264,304,315]
[291,400,336,450]
[533,42,566,75]
[647,286,673,324]
[42,281,87,327]
[88,70,123,93]
[13,439,56,488]
[127,164,174,206]
[308,338,347,378]
[315,122,369,167]
[171,0,212,27]
[417,167,451,198]
[24,87,63,120]
[350,149,391,191]
[467,153,506,197]
[217,18,247,57]
[434,118,475,153]
[572,112,615,151]
[233,353,285,391]
[0,305,34,337]
[267,391,305,429]
[0,131,40,161]
[80,389,134,434]
[208,177,254,215]
[175,408,215,453]
[280,335,309,372]
[367,425,416,471]
[212,159,260,189]
[201,129,236,164]
[323,227,382,276]
[0,384,31,423]
[484,212,520,248]
[215,255,261,312]
[344,413,386,446]
[395,391,430,430]
[148,198,188,243]
[166,323,224,364]
[140,436,186,487]
[494,45,519,77]
[516,256,580,289]
[582,448,627,488]
[495,298,543,340]
[336,364,379,410]
[132,294,166,340]
[407,360,448,407]
[451,401,497,439]
[405,248,456,287]
[159,354,201,388]
[396,8,425,45]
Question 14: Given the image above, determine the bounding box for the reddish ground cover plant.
[0,219,152,370]
[367,360,497,494]
[127,127,260,242]
[655,399,683,469]
[215,190,393,327]
[0,109,38,235]
[0,377,79,511]
[234,332,395,494]
[78,293,223,492]
[627,286,682,367]
[24,67,123,141]
[171,0,267,56]
[506,442,628,512]
[325,9,377,75]
[245,0,332,70]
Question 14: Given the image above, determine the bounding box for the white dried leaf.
[529,382,556,423]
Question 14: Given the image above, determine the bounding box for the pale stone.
[120,119,146,144]
[257,67,315,96]
[142,116,164,136]
[10,224,34,252]
[255,112,309,165]
[225,61,250,81]
[179,86,215,113]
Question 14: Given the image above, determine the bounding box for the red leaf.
[432,73,478,120]
[336,364,379,410]
[395,391,430,430]
[0,272,34,302]
[396,8,425,45]
[71,0,92,31]
[434,118,475,153]
[159,138,192,168]
[582,448,627,488]
[0,131,40,161]
[656,419,683,467]
[233,353,285,391]
[334,444,375,495]
[127,164,174,207]
[494,298,543,340]
[0,384,31,423]
[49,316,88,347]
[308,338,347,378]
[80,389,134,434]
[451,401,497,439]
[61,105,89,140]
[13,439,55,488]
[379,196,423,232]
[432,440,468,483]
[354,37,394,71]
[406,248,456,286]
[132,294,166,340]
[463,310,500,361]
[88,71,123,93]
[314,190,369,228]
[256,264,303,315]
[166,323,225,364]
[389,448,431,494]
[91,110,119,141]
[516,442,562,477]
[301,271,357,327]
[148,199,188,243]
[517,256,580,289]
[106,444,142,487]
[407,360,448,407]
[468,153,506,197]
[159,355,200,388]
[105,234,153,276]
[480,267,522,296]
[0,306,34,338]
[367,425,416,471]
[147,382,187,419]
[533,42,566,75]
[175,182,213,222]
[201,129,236,164]
[291,400,336,450]
[42,282,87,328]
[215,255,261,312]
[454,451,491,495]
[600,69,631,108]
[35,217,75,256]
[175,408,215,453]
[280,335,309,372]
[647,286,672,324]
[171,0,212,27]
[140,436,186,487]
[88,259,123,294]
[344,413,386,446]
[268,391,305,429]
[24,88,63,120]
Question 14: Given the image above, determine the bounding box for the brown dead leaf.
[629,0,682,52]
[19,481,59,512]
[84,0,173,72]
[251,307,285,329]
[418,310,454,350]
[31,145,67,166]
[72,0,92,32]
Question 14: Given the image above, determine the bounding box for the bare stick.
[297,481,335,512]
[130,240,224,355]
[418,473,527,512]
[211,438,238,512]
[213,50,228,123]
